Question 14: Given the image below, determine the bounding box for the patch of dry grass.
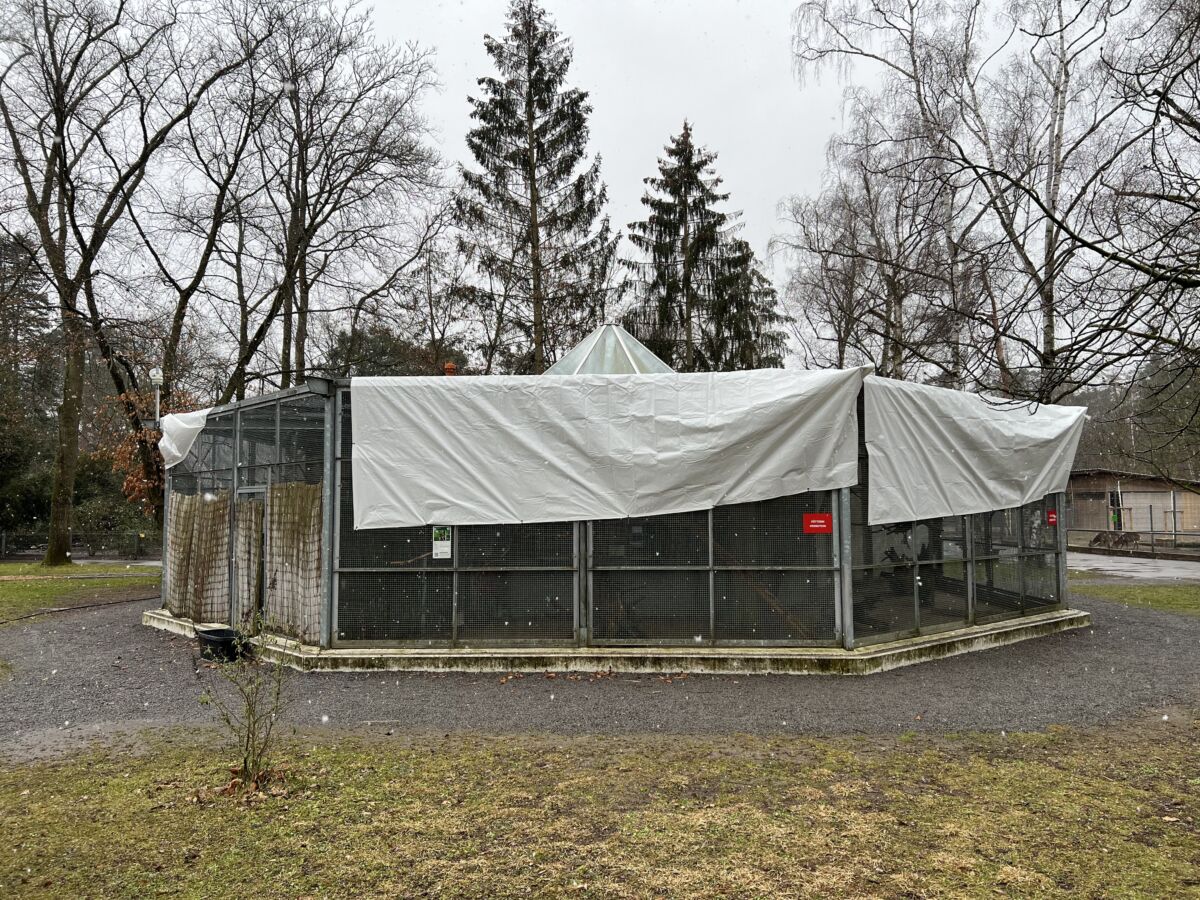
[1,720,1198,898]
[1070,582,1200,617]
[0,575,160,624]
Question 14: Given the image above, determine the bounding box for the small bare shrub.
[196,621,290,794]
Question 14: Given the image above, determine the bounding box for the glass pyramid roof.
[544,324,674,375]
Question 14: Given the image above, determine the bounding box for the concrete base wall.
[143,607,1090,676]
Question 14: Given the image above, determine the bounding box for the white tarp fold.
[351,368,869,529]
[159,408,211,469]
[864,375,1085,524]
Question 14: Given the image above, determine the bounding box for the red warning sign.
[803,513,833,534]
[1046,509,1059,526]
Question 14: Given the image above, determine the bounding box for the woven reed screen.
[264,481,322,642]
[165,490,231,623]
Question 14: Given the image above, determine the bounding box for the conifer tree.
[624,122,788,371]
[457,0,618,373]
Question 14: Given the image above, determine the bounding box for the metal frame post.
[320,389,336,648]
[839,487,854,650]
[330,389,344,646]
[912,522,922,634]
[450,523,459,648]
[586,521,594,646]
[1056,491,1068,606]
[160,469,171,610]
[228,407,241,624]
[831,491,843,643]
[965,513,976,625]
[573,521,583,645]
[707,508,716,644]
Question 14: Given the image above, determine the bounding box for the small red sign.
[1046,509,1059,526]
[803,513,833,534]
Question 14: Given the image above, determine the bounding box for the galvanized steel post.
[1056,491,1068,608]
[708,508,716,645]
[831,491,843,643]
[320,388,337,648]
[965,514,976,625]
[839,487,854,650]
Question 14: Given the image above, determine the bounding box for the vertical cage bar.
[1056,491,1068,608]
[229,405,241,624]
[912,522,922,634]
[331,389,343,645]
[224,407,237,624]
[839,487,854,650]
[160,469,171,611]
[451,524,459,647]
[572,521,582,645]
[1016,505,1026,615]
[586,520,594,647]
[320,389,336,648]
[831,490,843,642]
[707,508,715,644]
[965,513,976,625]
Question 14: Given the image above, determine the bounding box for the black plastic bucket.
[195,626,248,662]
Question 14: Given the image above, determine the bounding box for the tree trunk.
[280,283,293,389]
[681,198,694,371]
[525,48,544,373]
[44,311,85,566]
[294,245,309,384]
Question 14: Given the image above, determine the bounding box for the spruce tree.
[457,0,617,373]
[624,122,788,371]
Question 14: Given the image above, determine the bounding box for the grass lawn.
[1071,582,1200,617]
[0,570,160,624]
[0,561,159,578]
[1,723,1197,898]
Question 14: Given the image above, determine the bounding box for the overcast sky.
[373,0,847,281]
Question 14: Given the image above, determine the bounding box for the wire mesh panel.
[198,413,235,471]
[1020,495,1063,612]
[710,493,838,643]
[974,508,1021,557]
[337,572,453,643]
[457,571,575,641]
[338,463,450,570]
[340,389,352,458]
[1022,553,1059,609]
[1021,496,1059,551]
[592,511,708,567]
[456,524,576,641]
[715,571,834,641]
[278,394,325,485]
[974,557,1021,620]
[852,492,918,640]
[914,516,968,630]
[712,493,834,567]
[591,570,710,641]
[972,507,1024,623]
[590,510,709,643]
[458,523,574,569]
[238,403,276,487]
[852,565,917,639]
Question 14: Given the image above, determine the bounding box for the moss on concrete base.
[143,607,1090,676]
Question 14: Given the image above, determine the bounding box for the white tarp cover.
[159,408,211,469]
[350,368,870,529]
[863,375,1086,525]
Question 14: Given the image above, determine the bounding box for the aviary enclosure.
[162,381,1067,651]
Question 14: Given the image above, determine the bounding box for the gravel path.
[1,590,1198,761]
